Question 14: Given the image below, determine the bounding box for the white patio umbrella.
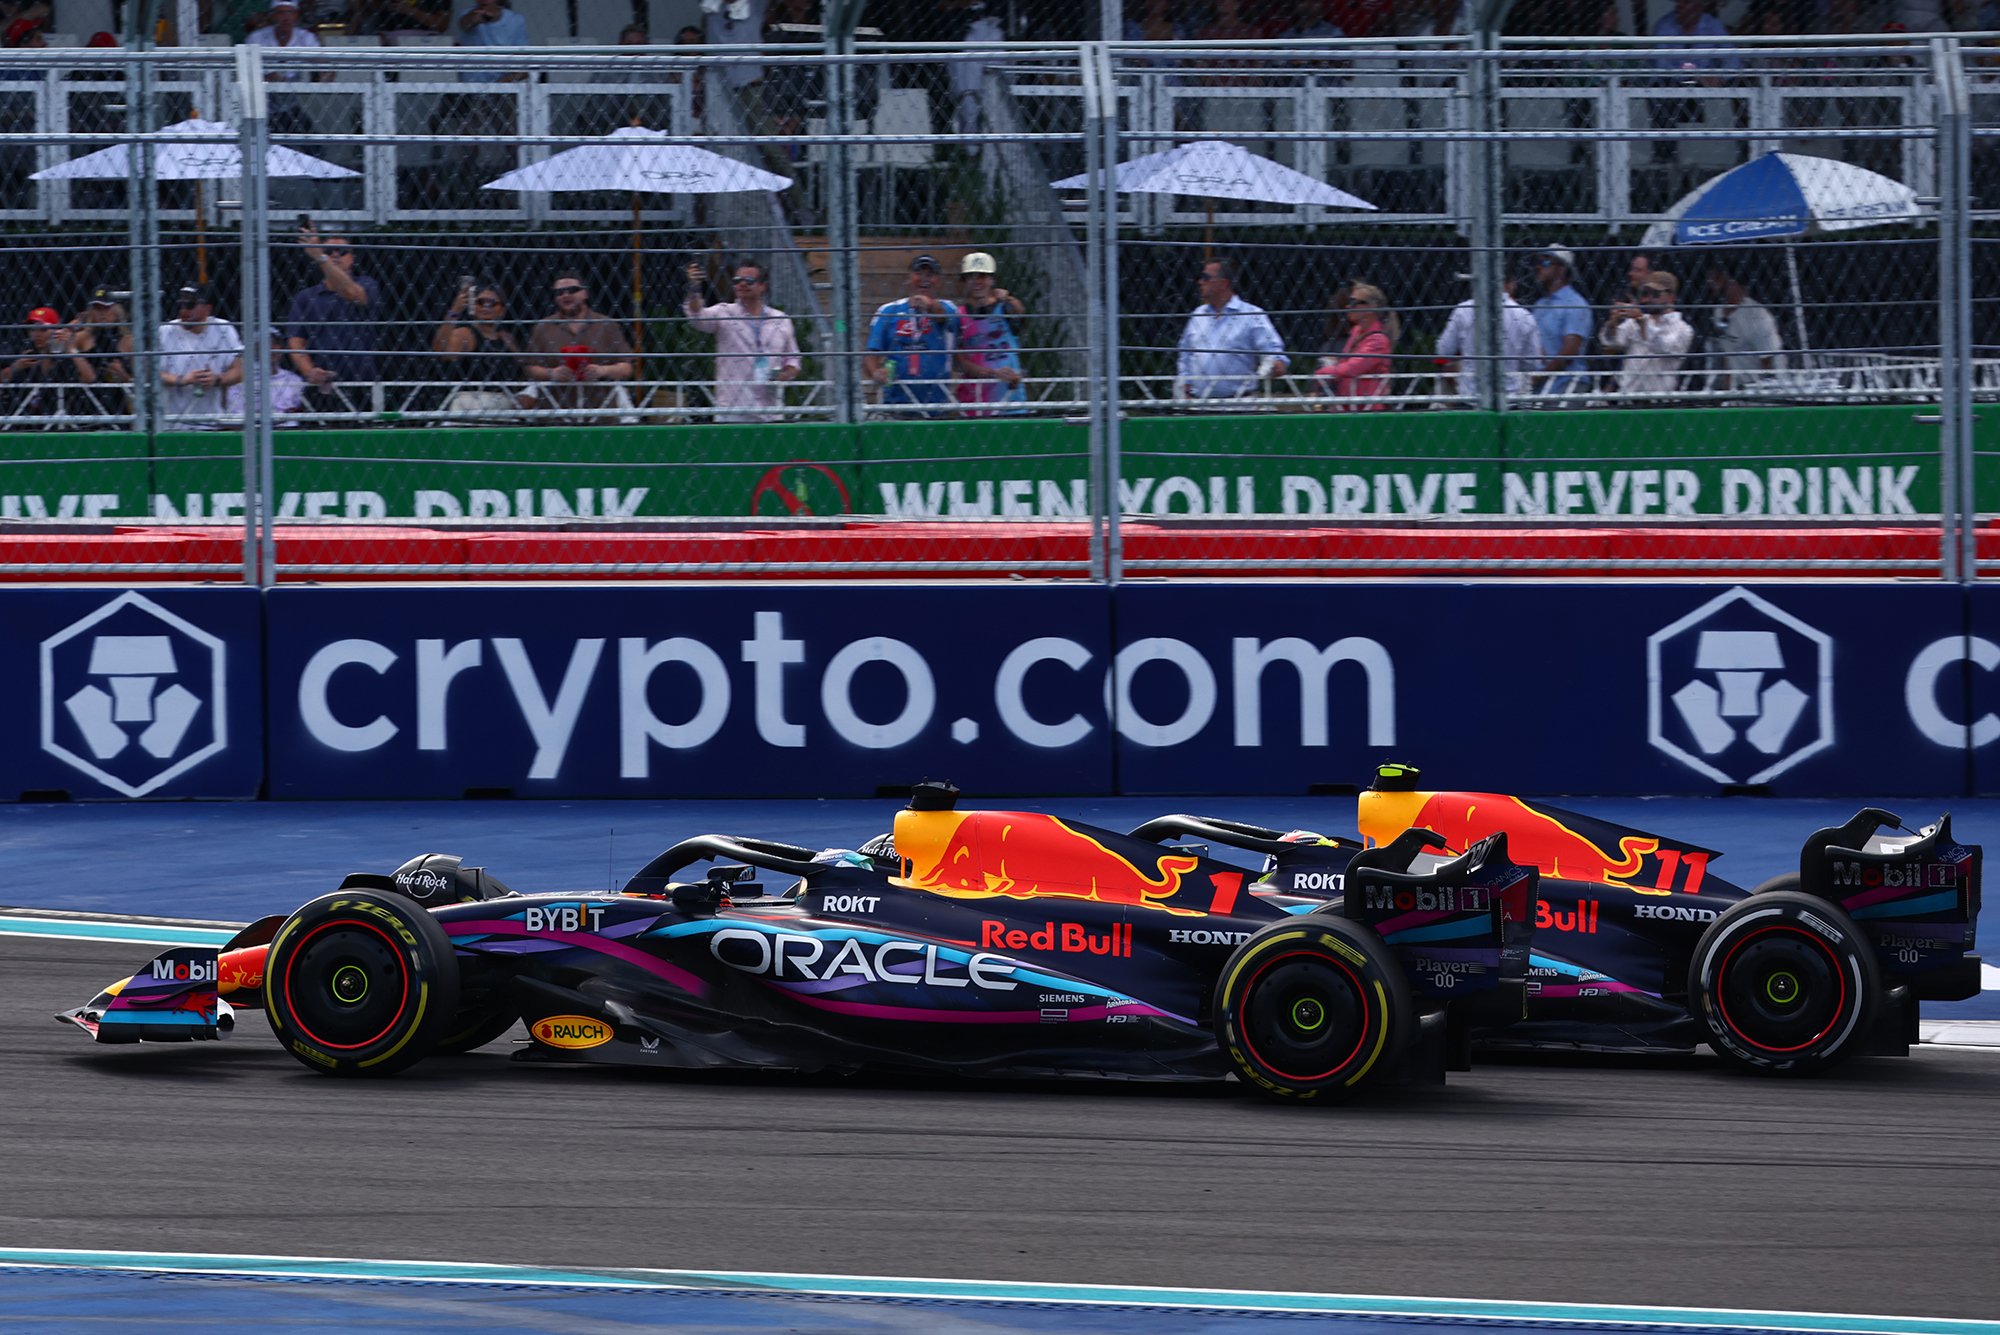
[1054,139,1376,250]
[1639,152,1924,353]
[32,116,360,181]
[34,117,359,283]
[480,125,792,196]
[481,127,793,358]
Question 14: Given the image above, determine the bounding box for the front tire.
[1215,918,1411,1104]
[265,890,460,1076]
[1689,890,1877,1076]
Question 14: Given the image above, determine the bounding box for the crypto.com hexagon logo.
[1646,587,1833,786]
[40,591,228,796]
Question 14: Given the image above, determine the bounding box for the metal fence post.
[823,2,862,426]
[126,1,163,492]
[1082,42,1120,584]
[1469,7,1510,415]
[1934,37,1974,584]
[236,44,274,588]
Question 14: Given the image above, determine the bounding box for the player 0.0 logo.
[39,591,229,796]
[1646,587,1833,785]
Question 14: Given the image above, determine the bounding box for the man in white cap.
[246,1,324,79]
[953,251,1025,415]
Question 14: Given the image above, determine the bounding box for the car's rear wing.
[1801,809,1982,994]
[1343,827,1534,1015]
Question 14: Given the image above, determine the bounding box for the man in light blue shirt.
[456,0,527,83]
[1652,0,1739,72]
[1530,247,1593,397]
[1176,259,1287,400]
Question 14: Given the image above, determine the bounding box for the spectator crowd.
[0,233,1880,427]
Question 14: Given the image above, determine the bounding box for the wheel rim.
[1715,926,1847,1053]
[282,920,410,1051]
[1239,951,1370,1083]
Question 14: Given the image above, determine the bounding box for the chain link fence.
[0,31,1989,580]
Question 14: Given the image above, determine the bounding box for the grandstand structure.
[0,14,1992,581]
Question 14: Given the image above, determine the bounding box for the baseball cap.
[959,251,997,275]
[25,307,60,326]
[4,17,41,45]
[269,1,298,9]
[1536,247,1575,270]
[88,286,118,306]
[87,30,118,46]
[176,282,217,306]
[909,255,940,273]
[1640,271,1679,294]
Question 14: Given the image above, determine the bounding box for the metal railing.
[0,34,1988,584]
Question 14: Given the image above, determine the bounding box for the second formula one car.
[56,769,1982,1099]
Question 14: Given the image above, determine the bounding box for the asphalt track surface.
[10,933,1999,1326]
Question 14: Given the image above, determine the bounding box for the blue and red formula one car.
[60,769,1983,1102]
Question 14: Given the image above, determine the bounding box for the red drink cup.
[562,344,591,376]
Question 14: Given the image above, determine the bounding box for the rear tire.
[1689,890,1877,1076]
[1215,917,1411,1104]
[265,890,460,1077]
[1749,872,1801,896]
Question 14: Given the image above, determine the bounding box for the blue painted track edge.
[0,1251,1991,1335]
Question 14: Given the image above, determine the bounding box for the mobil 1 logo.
[39,592,230,797]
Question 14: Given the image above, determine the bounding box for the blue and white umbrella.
[1641,153,1924,354]
[1639,152,1923,249]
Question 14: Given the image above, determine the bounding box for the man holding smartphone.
[284,222,381,420]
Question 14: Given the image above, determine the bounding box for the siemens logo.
[1633,904,1719,923]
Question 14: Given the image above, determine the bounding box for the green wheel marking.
[1765,971,1800,1005]
[1291,996,1326,1031]
[331,965,369,1004]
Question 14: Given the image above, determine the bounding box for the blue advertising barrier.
[3,582,1997,801]
[264,585,1117,799]
[0,588,263,802]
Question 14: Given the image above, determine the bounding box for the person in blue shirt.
[456,0,528,82]
[864,255,961,416]
[1176,259,1287,400]
[1652,0,1740,73]
[1530,248,1593,398]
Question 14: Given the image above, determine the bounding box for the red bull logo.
[896,809,1206,915]
[1361,790,1662,887]
[980,921,1133,956]
[218,945,267,995]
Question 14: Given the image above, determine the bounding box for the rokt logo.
[1647,587,1832,786]
[40,592,228,797]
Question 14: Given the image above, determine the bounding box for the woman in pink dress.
[1314,282,1396,409]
